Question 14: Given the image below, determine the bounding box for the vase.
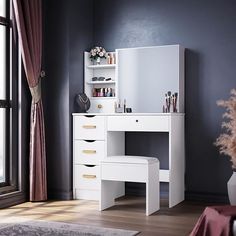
[95,57,101,65]
[227,171,236,205]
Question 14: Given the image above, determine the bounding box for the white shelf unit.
[84,52,117,113]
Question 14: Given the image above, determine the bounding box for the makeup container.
[124,99,126,112]
[107,53,111,64]
[115,100,123,113]
[92,77,98,81]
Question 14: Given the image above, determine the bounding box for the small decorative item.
[110,53,116,64]
[98,77,105,81]
[165,91,172,112]
[126,108,132,113]
[124,99,126,113]
[163,91,178,113]
[90,46,107,65]
[215,89,236,205]
[96,57,101,65]
[114,100,124,113]
[106,53,116,64]
[92,77,98,81]
[172,92,178,112]
[75,93,90,112]
[107,53,111,64]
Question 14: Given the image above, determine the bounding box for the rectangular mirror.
[117,45,185,113]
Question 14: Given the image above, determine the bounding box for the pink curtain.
[13,0,47,201]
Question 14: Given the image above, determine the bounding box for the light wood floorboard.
[0,196,207,236]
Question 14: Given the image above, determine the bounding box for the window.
[0,0,18,193]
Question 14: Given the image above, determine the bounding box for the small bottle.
[99,88,103,97]
[107,88,111,97]
[110,53,114,64]
[107,53,111,64]
[124,99,126,113]
[113,53,116,64]
[92,88,96,97]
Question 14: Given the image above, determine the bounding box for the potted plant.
[215,89,236,204]
[90,46,107,65]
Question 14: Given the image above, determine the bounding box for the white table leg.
[99,180,115,211]
[146,163,160,216]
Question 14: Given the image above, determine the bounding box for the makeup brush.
[167,91,171,112]
[173,92,178,112]
[165,94,170,112]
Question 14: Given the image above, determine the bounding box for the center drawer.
[107,116,169,132]
[74,116,105,140]
[74,140,105,165]
[74,165,100,190]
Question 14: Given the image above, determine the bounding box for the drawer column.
[73,115,106,200]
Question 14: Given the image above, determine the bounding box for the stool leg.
[146,163,160,216]
[99,180,115,211]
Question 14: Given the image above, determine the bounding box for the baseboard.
[48,189,73,200]
[126,184,229,204]
[0,191,27,209]
[185,191,229,204]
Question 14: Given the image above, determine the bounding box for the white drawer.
[74,189,99,200]
[107,116,169,132]
[89,99,116,113]
[74,116,105,140]
[74,165,100,190]
[74,140,105,165]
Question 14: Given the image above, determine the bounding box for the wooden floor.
[0,196,207,236]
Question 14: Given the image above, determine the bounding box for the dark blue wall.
[43,0,93,199]
[43,0,70,199]
[69,0,94,113]
[93,0,236,200]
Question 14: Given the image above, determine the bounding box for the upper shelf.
[86,81,116,85]
[90,97,117,100]
[87,64,116,69]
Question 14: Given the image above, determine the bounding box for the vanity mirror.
[117,45,185,113]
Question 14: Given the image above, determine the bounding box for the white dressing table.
[74,44,185,208]
[72,112,185,208]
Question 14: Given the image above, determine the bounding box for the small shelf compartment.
[84,51,117,113]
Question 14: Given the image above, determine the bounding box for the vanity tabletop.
[72,112,185,116]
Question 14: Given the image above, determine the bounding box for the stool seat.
[102,156,159,164]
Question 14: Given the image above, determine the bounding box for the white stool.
[99,156,160,216]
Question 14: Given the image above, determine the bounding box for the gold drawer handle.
[82,150,96,154]
[82,174,97,179]
[97,104,103,109]
[82,125,96,129]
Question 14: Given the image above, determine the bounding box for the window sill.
[0,190,27,208]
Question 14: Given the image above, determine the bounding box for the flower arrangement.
[215,89,236,169]
[90,46,107,60]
